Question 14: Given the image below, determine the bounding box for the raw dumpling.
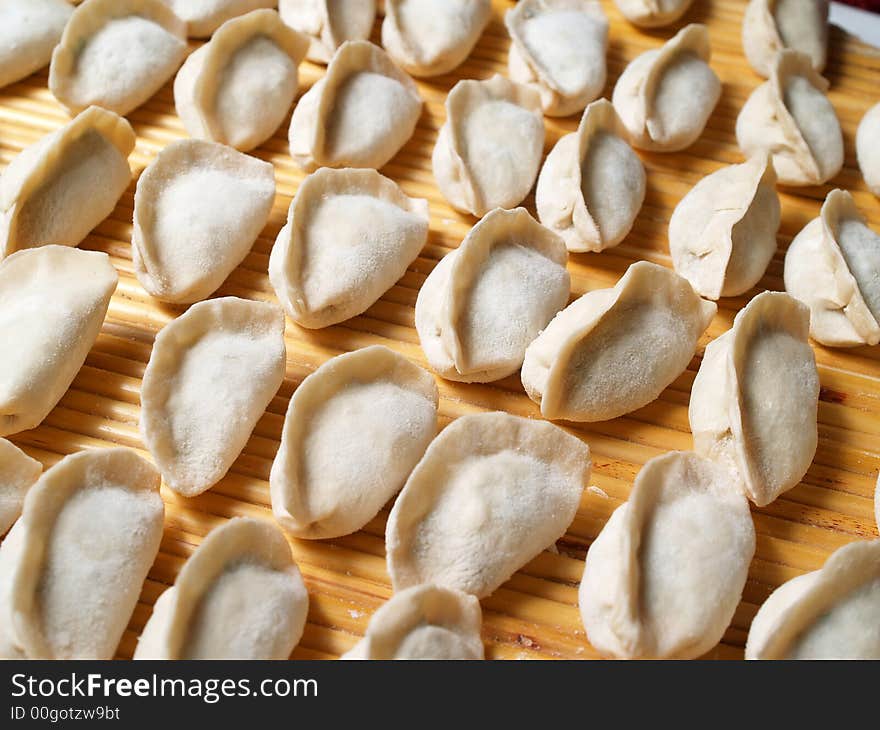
[784,189,880,347]
[736,50,842,187]
[0,106,135,259]
[613,0,694,28]
[270,345,438,539]
[612,23,720,152]
[132,139,276,303]
[343,584,483,660]
[0,0,73,89]
[279,0,376,64]
[135,518,309,659]
[269,167,429,328]
[382,0,491,78]
[174,9,309,152]
[506,0,608,117]
[415,207,570,383]
[386,411,591,598]
[580,451,755,659]
[521,261,716,422]
[433,75,544,217]
[288,40,421,171]
[0,246,118,437]
[857,102,880,197]
[746,539,880,659]
[140,297,286,497]
[160,0,276,37]
[536,99,645,252]
[669,154,781,300]
[742,0,828,78]
[49,0,188,116]
[689,291,819,507]
[0,448,163,659]
[0,439,41,536]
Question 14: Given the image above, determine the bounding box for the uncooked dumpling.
[386,411,590,598]
[140,297,286,497]
[415,207,570,383]
[521,261,716,422]
[269,167,429,328]
[271,345,438,539]
[132,139,276,303]
[857,102,880,197]
[689,291,819,507]
[742,0,828,78]
[160,0,275,37]
[614,0,694,28]
[135,518,309,659]
[0,0,73,89]
[279,0,376,64]
[0,439,41,536]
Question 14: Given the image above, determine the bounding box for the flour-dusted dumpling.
[784,190,880,348]
[269,167,429,328]
[521,261,715,422]
[49,0,188,116]
[670,154,781,300]
[160,0,276,37]
[383,0,490,78]
[386,412,590,598]
[175,10,309,152]
[140,297,286,497]
[344,584,483,660]
[612,24,719,152]
[132,139,276,303]
[0,0,73,89]
[279,0,376,64]
[433,75,544,217]
[536,99,645,253]
[580,451,755,659]
[0,440,41,536]
[288,40,421,171]
[0,247,117,438]
[0,448,163,659]
[613,0,694,27]
[736,50,842,187]
[690,291,819,507]
[271,346,438,540]
[742,0,828,79]
[415,207,570,383]
[506,0,608,117]
[135,518,309,659]
[857,103,880,198]
[0,107,134,259]
[746,539,880,659]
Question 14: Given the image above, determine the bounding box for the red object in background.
[838,0,880,11]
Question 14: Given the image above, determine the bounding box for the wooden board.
[1,0,879,661]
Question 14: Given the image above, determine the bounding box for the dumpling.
[505,0,608,117]
[269,167,429,328]
[132,139,276,303]
[613,0,694,28]
[535,99,646,253]
[580,451,755,659]
[736,50,842,186]
[49,0,188,116]
[415,207,570,383]
[135,518,309,659]
[521,261,716,422]
[0,448,163,659]
[382,0,491,78]
[857,102,880,197]
[742,0,829,78]
[174,10,309,152]
[0,439,41,536]
[784,189,880,347]
[386,411,590,598]
[343,584,483,660]
[0,0,73,89]
[279,0,376,64]
[433,75,544,216]
[689,291,819,507]
[140,297,286,497]
[159,0,276,38]
[669,154,781,300]
[612,23,720,152]
[288,40,421,171]
[0,106,135,259]
[0,246,118,438]
[271,345,438,539]
[746,539,880,659]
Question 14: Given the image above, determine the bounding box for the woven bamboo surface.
[2,0,879,660]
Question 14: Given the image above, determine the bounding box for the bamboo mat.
[1,0,879,661]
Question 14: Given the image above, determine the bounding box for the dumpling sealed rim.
[742,0,829,78]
